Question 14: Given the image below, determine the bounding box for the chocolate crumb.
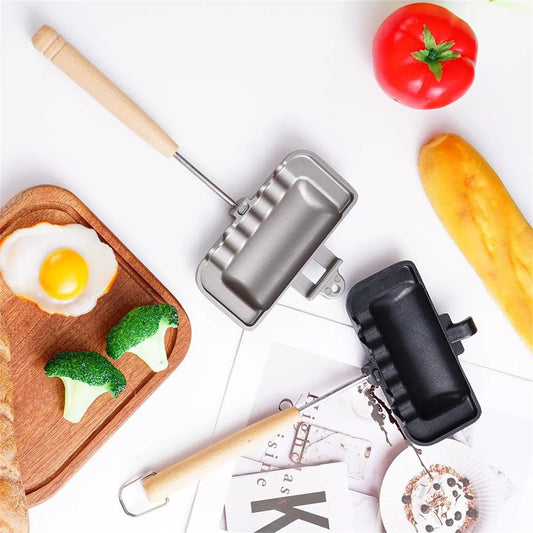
[402,494,410,504]
[366,386,403,444]
[364,387,392,446]
[402,465,476,531]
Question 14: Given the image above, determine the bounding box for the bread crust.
[419,133,533,351]
[0,316,29,533]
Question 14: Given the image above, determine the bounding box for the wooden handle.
[143,406,301,502]
[32,25,179,156]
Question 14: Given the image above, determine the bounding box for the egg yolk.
[39,249,89,300]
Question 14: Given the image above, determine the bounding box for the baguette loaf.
[0,316,29,533]
[419,133,533,351]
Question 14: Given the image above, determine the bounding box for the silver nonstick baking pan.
[32,26,357,328]
[197,150,356,328]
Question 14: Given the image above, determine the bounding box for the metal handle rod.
[173,152,236,207]
[300,374,368,412]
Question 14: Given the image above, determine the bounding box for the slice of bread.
[0,316,29,533]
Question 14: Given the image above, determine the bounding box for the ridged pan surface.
[197,151,357,328]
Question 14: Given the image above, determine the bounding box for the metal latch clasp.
[291,245,345,300]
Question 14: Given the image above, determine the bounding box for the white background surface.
[0,1,531,532]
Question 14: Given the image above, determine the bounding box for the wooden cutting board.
[0,185,191,506]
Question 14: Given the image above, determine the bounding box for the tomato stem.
[427,49,438,61]
[411,25,461,82]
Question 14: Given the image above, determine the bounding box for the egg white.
[0,222,118,316]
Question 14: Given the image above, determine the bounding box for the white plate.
[379,439,499,532]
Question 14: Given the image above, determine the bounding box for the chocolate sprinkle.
[366,386,404,444]
[364,387,392,446]
[402,465,476,531]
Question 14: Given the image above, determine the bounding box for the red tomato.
[372,3,477,109]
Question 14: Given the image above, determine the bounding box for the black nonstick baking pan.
[346,260,481,445]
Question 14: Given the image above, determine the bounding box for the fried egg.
[0,223,118,316]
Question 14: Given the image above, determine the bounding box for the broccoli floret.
[106,304,178,372]
[45,351,126,423]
